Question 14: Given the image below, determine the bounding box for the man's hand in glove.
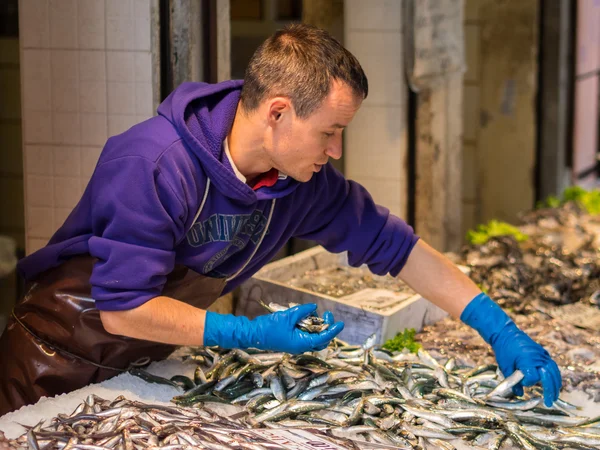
[461,293,562,407]
[203,303,344,354]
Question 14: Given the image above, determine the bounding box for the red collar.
[250,168,279,191]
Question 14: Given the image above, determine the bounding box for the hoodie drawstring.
[188,179,275,283]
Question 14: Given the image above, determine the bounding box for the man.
[0,24,560,415]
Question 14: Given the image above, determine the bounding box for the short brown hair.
[240,24,368,118]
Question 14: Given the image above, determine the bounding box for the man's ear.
[267,97,291,126]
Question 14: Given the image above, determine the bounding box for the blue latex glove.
[204,303,344,354]
[461,293,561,407]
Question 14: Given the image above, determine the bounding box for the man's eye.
[323,132,334,137]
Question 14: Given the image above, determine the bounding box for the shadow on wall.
[0,0,25,314]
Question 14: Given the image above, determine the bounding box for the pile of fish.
[417,311,600,402]
[288,265,416,298]
[4,341,600,449]
[0,394,351,450]
[158,336,600,449]
[457,203,600,312]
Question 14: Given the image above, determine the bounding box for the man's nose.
[326,135,343,160]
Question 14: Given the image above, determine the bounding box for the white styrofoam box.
[236,246,468,346]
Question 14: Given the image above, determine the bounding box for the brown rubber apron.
[0,255,226,416]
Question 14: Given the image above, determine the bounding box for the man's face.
[265,80,362,182]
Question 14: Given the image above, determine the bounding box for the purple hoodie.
[18,81,419,311]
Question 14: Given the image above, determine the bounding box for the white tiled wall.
[19,0,155,254]
[344,0,407,218]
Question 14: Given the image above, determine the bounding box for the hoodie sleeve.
[293,165,419,277]
[87,156,188,311]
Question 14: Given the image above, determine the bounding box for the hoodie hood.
[158,81,300,205]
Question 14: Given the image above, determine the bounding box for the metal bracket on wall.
[575,154,600,180]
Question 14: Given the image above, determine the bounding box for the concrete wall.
[461,0,538,231]
[344,0,407,219]
[18,0,156,255]
[461,0,480,236]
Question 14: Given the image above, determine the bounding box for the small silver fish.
[257,299,329,333]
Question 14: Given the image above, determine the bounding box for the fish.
[10,325,597,449]
[7,395,357,449]
[485,370,525,399]
[146,336,598,449]
[287,265,416,301]
[255,299,329,333]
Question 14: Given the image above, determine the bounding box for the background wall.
[0,35,23,316]
[344,0,407,219]
[461,0,538,232]
[18,0,156,255]
[461,0,480,237]
[571,0,600,188]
